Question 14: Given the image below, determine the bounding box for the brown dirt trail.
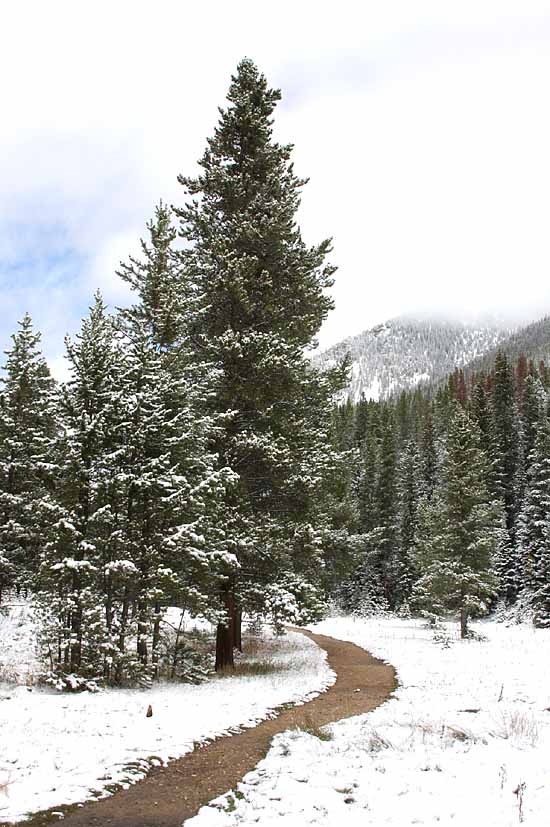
[10,628,396,827]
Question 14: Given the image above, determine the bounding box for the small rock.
[146,704,153,718]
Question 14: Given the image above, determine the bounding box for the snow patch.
[0,617,333,822]
[190,616,550,827]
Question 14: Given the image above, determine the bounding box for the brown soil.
[10,628,396,827]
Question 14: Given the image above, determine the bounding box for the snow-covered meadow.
[0,603,334,823]
[191,616,550,827]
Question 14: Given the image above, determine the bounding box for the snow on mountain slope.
[316,317,511,402]
[462,315,550,379]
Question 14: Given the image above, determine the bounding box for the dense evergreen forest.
[333,352,550,634]
[1,59,549,691]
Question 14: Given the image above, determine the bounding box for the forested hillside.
[316,317,510,402]
[460,315,550,379]
[333,347,550,632]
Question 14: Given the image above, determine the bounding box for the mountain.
[460,315,550,378]
[316,316,512,402]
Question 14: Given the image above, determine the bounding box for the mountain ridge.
[316,315,514,402]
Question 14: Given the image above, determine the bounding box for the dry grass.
[219,660,290,678]
[298,712,333,741]
[218,634,293,678]
[493,710,539,746]
[0,664,19,683]
[0,773,11,797]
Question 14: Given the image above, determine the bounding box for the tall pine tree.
[412,405,502,637]
[175,59,342,667]
[516,416,550,625]
[0,315,58,594]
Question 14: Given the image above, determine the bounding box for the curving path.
[12,629,396,827]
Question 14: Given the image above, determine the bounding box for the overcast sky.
[2,0,550,377]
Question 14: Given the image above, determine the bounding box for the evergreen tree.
[0,549,14,604]
[396,439,421,603]
[491,351,519,534]
[419,408,438,499]
[117,202,182,352]
[353,399,371,447]
[115,208,236,676]
[39,209,235,683]
[516,416,550,625]
[0,315,58,592]
[469,377,492,455]
[412,405,502,637]
[357,418,379,534]
[335,398,356,451]
[521,373,546,473]
[371,411,400,607]
[38,294,126,678]
[530,518,550,627]
[516,352,528,407]
[175,59,341,667]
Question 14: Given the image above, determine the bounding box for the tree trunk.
[171,609,185,680]
[460,607,468,639]
[69,572,82,671]
[137,600,149,665]
[104,585,113,681]
[152,602,161,678]
[115,588,130,684]
[234,605,242,653]
[215,591,235,672]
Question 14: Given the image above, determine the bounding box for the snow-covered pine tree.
[40,206,236,684]
[334,414,379,615]
[174,59,341,668]
[412,404,503,637]
[509,372,547,575]
[396,439,421,604]
[0,549,14,605]
[516,416,550,625]
[530,517,550,627]
[410,491,448,602]
[521,373,546,475]
[469,377,492,454]
[353,399,371,446]
[116,205,236,678]
[491,351,520,536]
[117,202,181,352]
[356,413,379,533]
[0,314,58,594]
[38,293,123,677]
[372,410,400,607]
[419,409,438,498]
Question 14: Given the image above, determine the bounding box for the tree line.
[0,60,351,685]
[333,352,550,634]
[3,59,547,685]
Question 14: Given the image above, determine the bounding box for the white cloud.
[1,0,550,364]
[85,230,140,307]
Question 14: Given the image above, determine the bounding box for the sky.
[2,0,550,378]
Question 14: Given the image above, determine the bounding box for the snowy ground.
[190,615,550,827]
[0,604,334,823]
[0,601,39,685]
